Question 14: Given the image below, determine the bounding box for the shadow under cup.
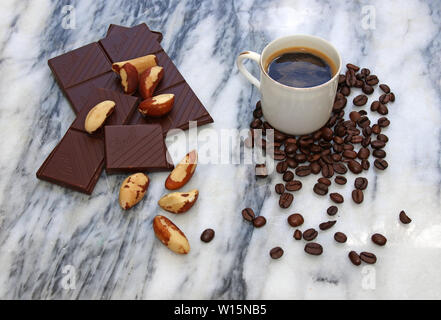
[259,35,342,135]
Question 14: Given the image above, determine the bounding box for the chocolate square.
[106,23,163,43]
[70,88,139,133]
[48,42,111,89]
[155,51,185,92]
[65,71,122,114]
[36,129,105,194]
[104,125,173,173]
[99,24,162,63]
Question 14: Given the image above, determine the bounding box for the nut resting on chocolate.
[165,150,198,190]
[153,215,190,254]
[139,66,164,99]
[158,189,199,214]
[84,100,115,134]
[138,93,175,117]
[112,54,158,75]
[119,173,149,210]
[119,63,139,94]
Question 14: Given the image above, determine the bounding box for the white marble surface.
[0,0,440,299]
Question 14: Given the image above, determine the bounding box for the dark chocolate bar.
[70,88,139,133]
[104,125,173,173]
[48,42,111,89]
[36,129,105,194]
[106,23,163,43]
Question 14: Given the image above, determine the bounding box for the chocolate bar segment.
[99,24,162,62]
[48,42,111,89]
[36,129,105,194]
[155,51,185,92]
[131,82,213,135]
[106,23,163,43]
[71,88,139,133]
[65,71,123,114]
[104,125,173,173]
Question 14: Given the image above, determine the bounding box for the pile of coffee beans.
[243,63,412,264]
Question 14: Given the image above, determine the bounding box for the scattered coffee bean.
[354,177,368,190]
[242,208,255,222]
[361,159,370,170]
[279,192,294,208]
[389,92,395,102]
[327,206,338,216]
[293,229,302,240]
[377,133,389,142]
[310,161,321,174]
[333,163,348,174]
[276,161,288,174]
[372,124,381,134]
[358,147,370,159]
[330,192,344,203]
[353,94,368,106]
[352,189,364,204]
[348,251,361,266]
[361,68,370,77]
[288,213,304,227]
[304,243,323,255]
[378,117,390,127]
[303,228,318,241]
[379,93,390,104]
[374,159,388,170]
[285,180,302,191]
[399,210,411,224]
[366,74,379,85]
[348,160,363,174]
[360,252,377,264]
[275,183,285,194]
[296,165,312,177]
[378,103,388,115]
[313,182,329,196]
[349,111,361,122]
[286,158,298,168]
[362,83,374,94]
[334,232,347,243]
[370,101,380,112]
[201,228,215,242]
[371,140,386,149]
[379,84,390,93]
[335,176,347,185]
[319,220,337,230]
[318,177,331,186]
[371,233,387,246]
[253,216,267,228]
[346,63,360,71]
[283,170,294,182]
[270,247,284,259]
[373,149,386,158]
[343,150,357,159]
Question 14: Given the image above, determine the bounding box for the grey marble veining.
[0,0,440,299]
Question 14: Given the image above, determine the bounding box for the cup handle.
[237,51,261,90]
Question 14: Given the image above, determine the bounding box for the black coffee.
[267,48,334,88]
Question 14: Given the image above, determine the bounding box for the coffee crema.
[265,47,336,88]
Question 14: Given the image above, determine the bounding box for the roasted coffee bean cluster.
[243,63,411,264]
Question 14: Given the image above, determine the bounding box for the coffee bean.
[318,177,331,186]
[286,158,298,168]
[353,94,368,106]
[330,192,344,204]
[345,69,356,87]
[333,98,347,111]
[378,103,388,115]
[371,233,387,246]
[357,116,371,128]
[303,228,318,241]
[338,74,346,84]
[310,161,321,174]
[250,118,262,129]
[362,126,372,137]
[334,232,347,243]
[321,164,334,178]
[285,137,297,145]
[379,93,390,104]
[295,153,307,163]
[275,183,285,194]
[253,105,263,118]
[293,229,302,240]
[348,251,361,266]
[279,193,294,208]
[373,149,386,158]
[242,208,255,222]
[389,92,395,102]
[296,165,312,177]
[360,252,377,264]
[340,85,351,96]
[272,149,286,161]
[346,63,360,71]
[253,216,266,228]
[288,213,304,227]
[348,160,362,174]
[370,101,380,112]
[335,176,347,185]
[343,150,357,159]
[201,228,215,242]
[276,161,288,174]
[356,148,369,160]
[304,243,323,255]
[361,159,370,170]
[333,163,348,174]
[313,182,329,196]
[285,143,297,155]
[379,84,390,93]
[371,140,386,149]
[332,153,342,162]
[366,74,379,85]
[399,210,412,224]
[372,124,381,134]
[351,135,363,144]
[283,170,294,182]
[361,136,371,148]
[319,220,337,230]
[362,83,374,94]
[327,206,338,216]
[255,164,268,177]
[374,159,388,170]
[270,247,284,259]
[377,133,389,142]
[274,131,287,142]
[352,189,364,204]
[285,180,302,191]
[378,117,390,128]
[349,111,361,122]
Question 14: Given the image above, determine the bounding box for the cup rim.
[259,34,342,91]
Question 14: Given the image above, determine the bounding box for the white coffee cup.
[237,35,342,135]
